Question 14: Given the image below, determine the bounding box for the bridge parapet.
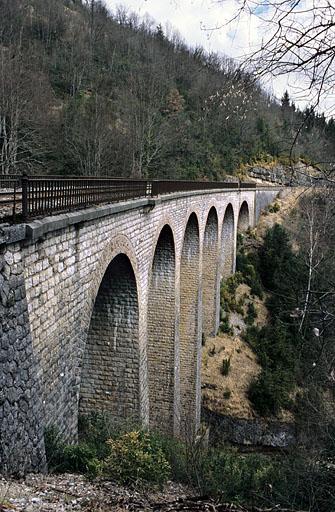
[0,174,281,223]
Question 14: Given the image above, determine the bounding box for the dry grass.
[256,187,306,239]
[202,333,261,418]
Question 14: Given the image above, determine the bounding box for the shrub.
[268,202,280,213]
[223,388,231,399]
[246,302,257,325]
[220,273,244,316]
[78,412,140,459]
[219,316,233,335]
[221,357,231,376]
[236,251,263,298]
[208,345,216,356]
[197,449,276,499]
[245,320,296,415]
[259,223,303,301]
[44,426,99,475]
[248,369,293,415]
[103,430,171,487]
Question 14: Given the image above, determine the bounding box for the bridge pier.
[202,207,219,338]
[147,226,176,434]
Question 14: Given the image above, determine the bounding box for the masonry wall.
[0,186,281,473]
[0,242,46,474]
[202,208,219,338]
[255,189,282,222]
[179,214,201,435]
[79,254,140,421]
[220,204,235,278]
[147,226,176,433]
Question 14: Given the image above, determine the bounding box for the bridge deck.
[0,174,270,222]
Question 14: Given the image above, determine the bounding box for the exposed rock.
[203,408,296,449]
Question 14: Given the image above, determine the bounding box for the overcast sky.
[104,0,291,103]
[103,0,334,114]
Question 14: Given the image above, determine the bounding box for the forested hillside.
[1,0,335,179]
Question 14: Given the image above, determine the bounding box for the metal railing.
[0,174,261,222]
[0,174,22,220]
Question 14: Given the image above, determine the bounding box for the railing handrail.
[0,173,283,222]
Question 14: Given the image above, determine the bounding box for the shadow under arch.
[179,212,201,435]
[79,253,140,422]
[147,225,176,434]
[238,201,250,232]
[221,203,235,278]
[202,206,219,338]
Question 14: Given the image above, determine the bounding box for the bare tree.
[0,32,52,174]
[215,0,335,181]
[218,1,335,106]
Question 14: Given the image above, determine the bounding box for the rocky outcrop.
[248,162,329,186]
[203,407,296,448]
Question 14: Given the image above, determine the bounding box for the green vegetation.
[44,415,335,510]
[44,425,99,476]
[246,321,296,415]
[233,221,335,423]
[1,0,334,178]
[268,202,280,213]
[104,430,171,487]
[223,388,232,399]
[236,242,263,298]
[220,273,243,313]
[220,357,231,376]
[236,224,303,415]
[246,302,257,325]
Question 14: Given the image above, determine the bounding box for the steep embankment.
[201,188,304,424]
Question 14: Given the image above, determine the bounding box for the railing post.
[21,173,28,221]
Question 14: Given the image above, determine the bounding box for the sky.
[104,0,291,104]
[104,0,334,115]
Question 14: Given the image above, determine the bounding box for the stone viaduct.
[0,185,282,473]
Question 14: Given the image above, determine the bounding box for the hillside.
[202,188,302,421]
[1,0,335,179]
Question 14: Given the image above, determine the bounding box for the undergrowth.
[44,415,335,511]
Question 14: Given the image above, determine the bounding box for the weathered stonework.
[0,186,282,474]
[220,204,235,278]
[79,254,140,421]
[237,200,250,232]
[202,208,219,338]
[0,243,46,474]
[148,226,176,433]
[179,213,201,435]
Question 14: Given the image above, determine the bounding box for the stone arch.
[221,204,235,278]
[147,225,176,433]
[179,212,201,434]
[79,252,140,422]
[202,206,219,338]
[238,201,250,232]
